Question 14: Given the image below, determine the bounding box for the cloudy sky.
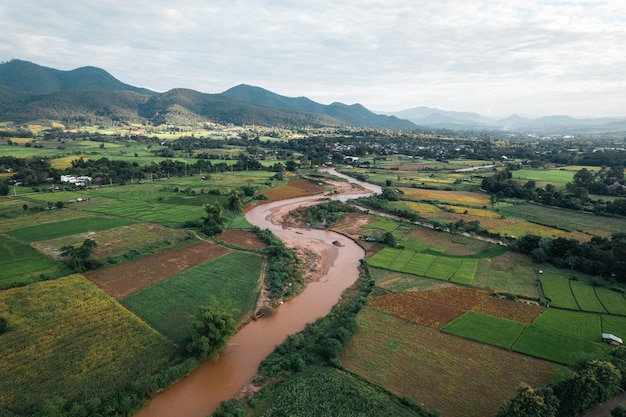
[2,1,626,117]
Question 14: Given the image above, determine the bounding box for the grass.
[532,309,601,341]
[512,325,610,365]
[0,274,176,416]
[441,311,527,349]
[121,251,262,344]
[540,273,580,309]
[595,287,626,316]
[0,235,59,287]
[570,279,607,313]
[602,315,626,338]
[511,168,575,186]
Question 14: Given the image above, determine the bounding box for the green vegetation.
[367,246,480,283]
[256,367,435,417]
[442,311,526,348]
[186,298,236,360]
[5,216,136,242]
[0,235,59,288]
[0,275,176,416]
[121,251,262,344]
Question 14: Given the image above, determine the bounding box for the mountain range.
[0,59,413,129]
[385,106,626,132]
[1,59,625,132]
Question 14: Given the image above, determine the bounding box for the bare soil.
[216,230,266,250]
[85,240,230,298]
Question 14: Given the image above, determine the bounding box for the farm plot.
[216,230,266,250]
[362,218,401,233]
[369,267,451,293]
[540,273,579,309]
[33,223,191,261]
[570,279,607,313]
[401,188,491,207]
[595,287,626,316]
[473,252,540,298]
[441,311,527,349]
[88,200,204,226]
[532,309,601,341]
[0,274,176,416]
[121,251,263,344]
[85,240,230,298]
[497,202,626,238]
[370,286,491,329]
[511,169,575,186]
[512,326,610,365]
[260,367,428,417]
[602,315,626,338]
[261,178,323,202]
[0,236,59,287]
[8,216,136,243]
[367,248,478,284]
[340,307,557,417]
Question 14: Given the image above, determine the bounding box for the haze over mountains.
[1,59,625,132]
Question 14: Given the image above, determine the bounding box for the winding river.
[135,169,380,417]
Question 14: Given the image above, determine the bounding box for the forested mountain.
[0,59,155,95]
[0,60,414,129]
[222,84,416,129]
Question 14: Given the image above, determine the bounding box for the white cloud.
[1,0,625,116]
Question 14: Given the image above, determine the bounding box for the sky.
[1,1,626,118]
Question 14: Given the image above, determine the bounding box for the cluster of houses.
[60,175,92,187]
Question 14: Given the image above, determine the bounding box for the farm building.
[602,333,623,346]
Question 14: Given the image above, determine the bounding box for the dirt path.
[581,392,626,417]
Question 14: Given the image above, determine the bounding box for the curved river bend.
[135,169,380,417]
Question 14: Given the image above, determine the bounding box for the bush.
[0,316,7,333]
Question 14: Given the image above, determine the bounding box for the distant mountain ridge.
[0,60,414,129]
[385,106,626,132]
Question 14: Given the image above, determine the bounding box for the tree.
[612,405,626,417]
[496,384,558,417]
[60,238,99,272]
[555,360,622,417]
[211,399,247,417]
[186,299,236,360]
[202,203,225,236]
[228,189,242,212]
[381,231,397,247]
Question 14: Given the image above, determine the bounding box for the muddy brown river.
[134,169,380,417]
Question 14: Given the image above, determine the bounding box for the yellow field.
[401,187,491,207]
[50,155,85,169]
[0,274,176,414]
[391,201,441,214]
[445,205,502,219]
[7,137,32,144]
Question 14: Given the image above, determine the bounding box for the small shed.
[602,333,623,346]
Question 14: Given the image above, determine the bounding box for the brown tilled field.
[340,307,556,417]
[216,230,266,250]
[84,240,230,298]
[261,179,324,202]
[370,286,545,328]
